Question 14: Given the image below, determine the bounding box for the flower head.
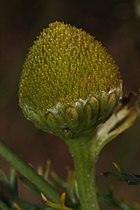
[19,22,122,139]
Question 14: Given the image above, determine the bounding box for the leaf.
[98,189,140,210]
[103,163,140,185]
[41,192,74,210]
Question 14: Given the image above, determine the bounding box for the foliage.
[0,160,140,210]
[104,163,140,186]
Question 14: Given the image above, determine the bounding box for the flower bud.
[19,22,122,139]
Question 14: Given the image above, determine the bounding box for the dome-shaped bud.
[19,22,122,139]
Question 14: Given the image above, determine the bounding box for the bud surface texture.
[19,22,122,138]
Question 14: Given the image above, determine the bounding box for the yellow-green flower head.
[19,21,122,139]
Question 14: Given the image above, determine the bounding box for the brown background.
[0,0,140,208]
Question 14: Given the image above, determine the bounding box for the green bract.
[19,21,122,139]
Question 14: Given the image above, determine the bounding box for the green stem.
[66,134,100,210]
[0,139,59,202]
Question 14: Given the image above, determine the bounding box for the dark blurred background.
[0,0,140,208]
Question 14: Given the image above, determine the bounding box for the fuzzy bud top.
[19,22,122,138]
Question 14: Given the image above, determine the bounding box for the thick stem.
[0,139,59,202]
[66,134,99,210]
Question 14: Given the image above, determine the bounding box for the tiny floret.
[19,21,122,139]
